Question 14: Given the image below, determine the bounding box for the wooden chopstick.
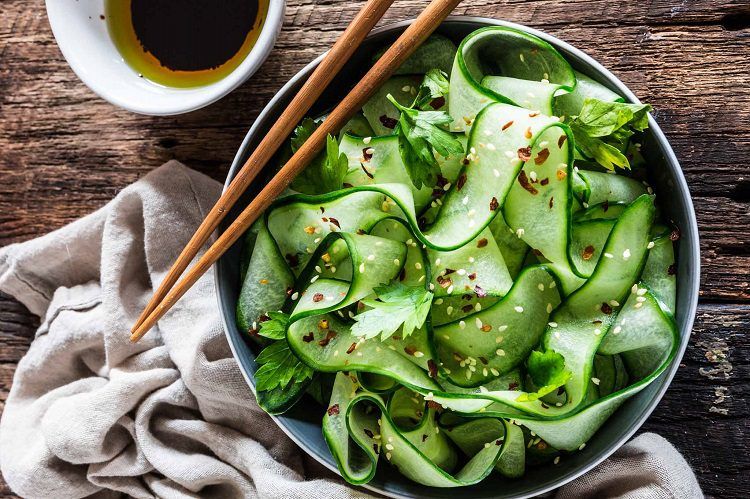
[131,0,396,334]
[131,0,463,342]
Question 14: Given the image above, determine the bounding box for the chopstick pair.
[131,0,463,342]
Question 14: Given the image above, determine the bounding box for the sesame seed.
[538,283,545,291]
[515,306,524,313]
[591,377,600,385]
[363,136,372,144]
[554,456,560,464]
[468,220,476,228]
[613,326,622,334]
[529,171,538,182]
[446,306,454,315]
[447,285,454,294]
[549,281,556,288]
[291,292,299,300]
[647,241,655,249]
[469,256,475,263]
[462,196,469,205]
[609,300,620,307]
[516,228,525,238]
[414,351,424,358]
[367,254,375,261]
[365,148,375,155]
[505,150,515,158]
[475,318,483,329]
[443,183,451,191]
[475,303,482,311]
[604,252,614,258]
[435,298,444,305]
[333,350,339,357]
[484,442,491,449]
[548,321,558,327]
[546,303,553,313]
[393,258,400,266]
[401,85,411,92]
[459,320,466,329]
[388,345,396,351]
[636,296,646,302]
[496,349,505,356]
[429,283,435,291]
[418,275,425,282]
[594,328,601,335]
[470,147,477,155]
[632,284,639,294]
[555,332,561,339]
[623,249,631,260]
[315,265,322,273]
[579,443,587,450]
[457,268,466,275]
[359,263,365,273]
[637,288,647,296]
[496,336,504,344]
[386,452,392,460]
[310,275,320,283]
[415,262,422,270]
[520,53,525,62]
[497,325,508,332]
[467,209,476,217]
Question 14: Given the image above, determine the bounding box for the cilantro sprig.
[290,118,350,195]
[386,90,463,190]
[568,98,652,171]
[414,69,450,110]
[351,282,433,341]
[258,311,290,340]
[254,340,314,391]
[516,349,571,402]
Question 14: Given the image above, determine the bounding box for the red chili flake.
[258,314,271,323]
[399,267,407,281]
[436,174,449,188]
[318,330,337,347]
[364,428,374,438]
[478,356,489,365]
[517,146,532,162]
[549,196,555,209]
[379,115,398,129]
[668,263,677,275]
[430,96,446,109]
[529,112,540,118]
[462,304,474,313]
[404,345,417,356]
[495,439,503,446]
[362,147,373,162]
[535,148,550,165]
[540,178,549,186]
[536,441,548,450]
[286,286,294,297]
[428,359,438,378]
[508,382,519,390]
[343,182,354,188]
[462,293,473,300]
[328,217,341,228]
[602,200,610,212]
[302,332,315,343]
[477,238,488,248]
[474,285,487,297]
[502,121,514,131]
[532,249,543,257]
[320,206,325,213]
[489,196,499,211]
[444,268,456,275]
[361,164,374,179]
[558,135,567,148]
[436,275,453,289]
[517,170,539,195]
[346,342,357,354]
[468,272,477,281]
[322,217,329,222]
[557,387,565,396]
[432,188,444,198]
[422,434,429,442]
[601,302,613,314]
[373,443,379,453]
[582,245,595,261]
[313,293,324,303]
[670,228,681,241]
[285,253,300,267]
[456,173,467,191]
[462,158,470,165]
[524,127,533,139]
[327,404,340,416]
[453,352,465,362]
[247,327,260,337]
[593,320,603,326]
[356,229,366,235]
[427,400,443,412]
[556,169,567,180]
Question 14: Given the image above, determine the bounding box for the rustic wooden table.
[1,1,748,497]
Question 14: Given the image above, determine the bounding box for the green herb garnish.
[290,119,350,194]
[516,349,571,402]
[351,282,433,340]
[255,340,314,391]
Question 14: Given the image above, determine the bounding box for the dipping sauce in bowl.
[105,0,270,88]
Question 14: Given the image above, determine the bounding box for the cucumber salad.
[236,26,679,488]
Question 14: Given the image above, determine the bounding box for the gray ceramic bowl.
[216,17,700,499]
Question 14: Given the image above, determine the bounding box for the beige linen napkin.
[0,161,702,498]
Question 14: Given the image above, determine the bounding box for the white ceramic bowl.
[45,0,285,115]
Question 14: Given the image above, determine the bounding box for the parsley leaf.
[254,340,314,391]
[414,69,450,110]
[351,282,433,340]
[568,98,652,171]
[258,311,290,340]
[516,349,571,402]
[290,120,350,194]
[386,94,464,189]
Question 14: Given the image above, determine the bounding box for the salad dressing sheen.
[105,0,269,88]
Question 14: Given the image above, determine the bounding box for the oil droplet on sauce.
[105,0,269,88]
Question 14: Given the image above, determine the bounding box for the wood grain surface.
[1,1,748,497]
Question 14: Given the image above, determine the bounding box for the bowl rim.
[216,16,700,498]
[45,0,286,116]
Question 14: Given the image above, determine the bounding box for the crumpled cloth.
[0,161,703,498]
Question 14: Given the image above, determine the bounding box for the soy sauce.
[106,0,269,88]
